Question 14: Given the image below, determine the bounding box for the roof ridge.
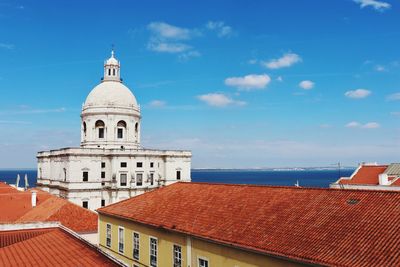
[180,181,400,194]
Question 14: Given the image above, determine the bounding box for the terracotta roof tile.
[98,182,400,267]
[339,165,388,185]
[0,184,97,233]
[0,228,120,266]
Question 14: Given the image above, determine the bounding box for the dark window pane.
[83,171,88,182]
[117,128,123,139]
[99,128,104,138]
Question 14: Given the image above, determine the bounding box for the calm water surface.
[0,169,354,188]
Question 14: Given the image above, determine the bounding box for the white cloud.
[276,76,283,82]
[178,50,201,61]
[206,21,234,37]
[375,65,386,72]
[344,89,371,99]
[362,122,380,129]
[387,92,400,101]
[149,100,166,107]
[147,41,191,53]
[262,53,302,69]
[248,59,257,65]
[224,74,271,91]
[346,121,362,128]
[390,111,400,117]
[147,22,197,40]
[346,121,380,129]
[353,0,391,11]
[0,107,66,115]
[147,22,200,59]
[299,80,314,90]
[0,43,14,50]
[197,93,246,107]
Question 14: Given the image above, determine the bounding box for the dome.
[84,81,138,108]
[106,57,119,65]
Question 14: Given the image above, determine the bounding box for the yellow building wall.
[99,214,307,267]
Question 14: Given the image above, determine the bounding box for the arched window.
[113,69,116,76]
[83,122,87,137]
[117,120,126,139]
[135,123,138,139]
[95,120,105,139]
[108,69,111,76]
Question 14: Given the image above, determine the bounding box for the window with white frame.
[133,232,139,260]
[150,173,154,186]
[136,173,143,186]
[120,173,127,186]
[198,258,208,267]
[150,237,157,267]
[106,224,111,247]
[118,227,124,253]
[173,245,182,267]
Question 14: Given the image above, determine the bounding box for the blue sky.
[0,0,399,168]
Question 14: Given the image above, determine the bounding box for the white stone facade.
[37,51,191,211]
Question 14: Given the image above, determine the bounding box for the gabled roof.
[0,184,97,233]
[98,182,400,267]
[339,165,388,185]
[0,227,121,266]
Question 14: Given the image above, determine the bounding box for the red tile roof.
[0,227,120,266]
[98,182,400,267]
[0,184,97,233]
[339,165,388,185]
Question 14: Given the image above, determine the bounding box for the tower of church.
[36,51,191,211]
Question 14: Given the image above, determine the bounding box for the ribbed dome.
[84,81,138,108]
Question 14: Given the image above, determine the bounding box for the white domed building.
[36,51,191,211]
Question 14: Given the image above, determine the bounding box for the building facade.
[36,51,191,211]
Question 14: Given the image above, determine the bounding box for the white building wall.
[37,148,191,211]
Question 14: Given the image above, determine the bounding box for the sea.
[0,168,355,188]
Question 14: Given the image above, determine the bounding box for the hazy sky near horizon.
[0,0,399,168]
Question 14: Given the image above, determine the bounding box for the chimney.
[31,190,37,207]
[379,173,389,186]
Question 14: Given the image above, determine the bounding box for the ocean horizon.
[0,168,355,188]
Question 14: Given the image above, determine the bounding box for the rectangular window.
[173,245,182,267]
[101,171,105,178]
[133,232,140,260]
[82,201,88,209]
[198,258,208,267]
[117,128,123,139]
[176,170,181,180]
[101,199,105,207]
[136,162,143,168]
[118,227,124,253]
[150,162,154,168]
[101,162,106,168]
[150,237,157,267]
[150,173,154,186]
[106,224,111,247]
[120,173,127,186]
[99,128,104,138]
[121,162,127,168]
[136,173,143,186]
[82,171,88,182]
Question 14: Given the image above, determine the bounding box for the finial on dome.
[111,44,115,58]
